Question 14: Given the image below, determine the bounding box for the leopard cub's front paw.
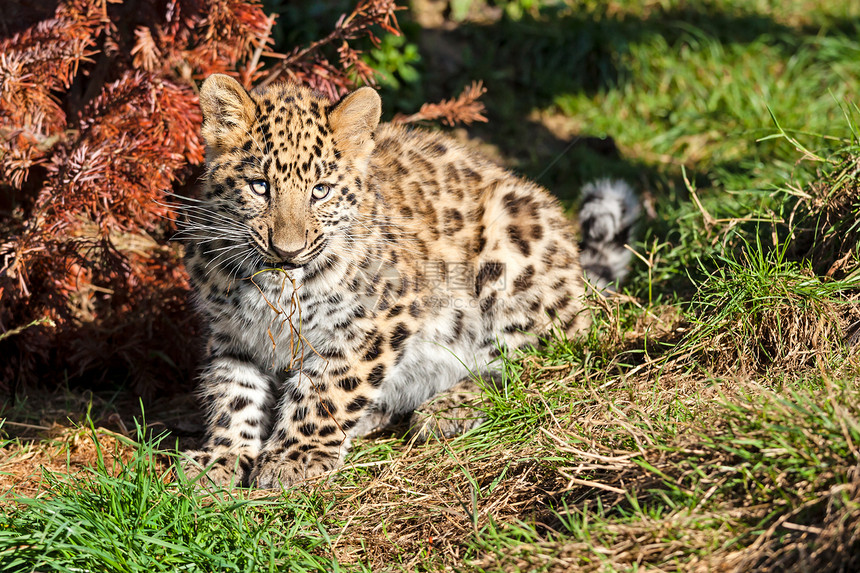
[181,449,254,489]
[408,407,485,442]
[407,380,487,443]
[250,448,341,490]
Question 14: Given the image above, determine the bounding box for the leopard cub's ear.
[199,74,256,153]
[328,86,381,159]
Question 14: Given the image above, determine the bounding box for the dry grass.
[791,153,860,279]
[0,426,153,501]
[2,338,859,571]
[306,362,860,571]
[712,472,860,573]
[693,293,842,374]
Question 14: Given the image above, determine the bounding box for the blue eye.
[312,183,331,201]
[249,180,269,195]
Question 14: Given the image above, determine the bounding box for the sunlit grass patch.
[679,236,856,376]
[0,424,332,573]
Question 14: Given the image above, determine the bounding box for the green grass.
[4,0,860,570]
[675,233,857,376]
[0,424,334,572]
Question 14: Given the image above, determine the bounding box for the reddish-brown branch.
[393,81,488,126]
[258,0,402,94]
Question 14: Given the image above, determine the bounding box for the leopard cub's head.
[197,74,381,272]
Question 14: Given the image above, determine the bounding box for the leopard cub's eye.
[248,180,269,196]
[312,183,331,201]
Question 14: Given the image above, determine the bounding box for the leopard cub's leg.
[182,343,274,488]
[408,372,503,442]
[250,364,382,489]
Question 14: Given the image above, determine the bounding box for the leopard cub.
[181,74,638,489]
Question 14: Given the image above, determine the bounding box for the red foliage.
[393,81,488,127]
[0,0,104,189]
[0,0,406,396]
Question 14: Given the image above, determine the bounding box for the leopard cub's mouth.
[256,258,303,271]
[255,238,327,272]
[250,244,304,271]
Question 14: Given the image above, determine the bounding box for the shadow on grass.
[0,386,204,452]
[400,2,858,192]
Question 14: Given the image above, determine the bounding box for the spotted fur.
[181,74,636,489]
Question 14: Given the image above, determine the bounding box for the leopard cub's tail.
[578,179,640,291]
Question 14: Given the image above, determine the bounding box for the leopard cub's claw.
[181,449,254,489]
[250,448,340,490]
